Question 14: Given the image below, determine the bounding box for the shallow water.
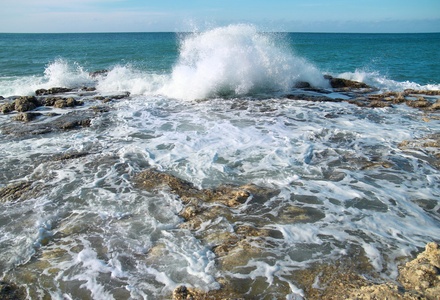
[0,25,440,299]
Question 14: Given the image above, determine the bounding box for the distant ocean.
[0,25,439,299]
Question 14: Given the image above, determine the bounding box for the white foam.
[0,58,93,97]
[337,69,440,91]
[160,24,329,100]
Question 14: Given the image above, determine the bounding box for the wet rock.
[35,87,73,95]
[368,100,392,108]
[406,98,430,108]
[53,97,80,108]
[202,184,250,207]
[294,81,311,88]
[134,168,200,198]
[13,112,42,122]
[285,93,343,103]
[0,181,34,202]
[81,86,96,92]
[431,100,440,110]
[0,102,15,114]
[324,75,371,89]
[1,111,94,135]
[398,242,440,297]
[14,96,40,112]
[172,285,245,300]
[0,281,26,299]
[41,97,82,108]
[52,151,89,161]
[89,70,109,78]
[298,243,440,299]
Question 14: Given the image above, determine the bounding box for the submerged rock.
[13,112,42,122]
[0,281,26,299]
[0,181,35,202]
[299,243,440,299]
[1,111,93,136]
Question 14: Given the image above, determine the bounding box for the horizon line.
[1,31,440,35]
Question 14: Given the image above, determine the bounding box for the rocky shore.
[1,76,440,299]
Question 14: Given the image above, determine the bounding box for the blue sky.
[1,0,439,33]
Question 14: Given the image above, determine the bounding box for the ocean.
[0,24,439,299]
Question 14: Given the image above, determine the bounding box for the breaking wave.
[159,24,329,100]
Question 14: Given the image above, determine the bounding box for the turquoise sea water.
[1,31,439,94]
[0,25,440,299]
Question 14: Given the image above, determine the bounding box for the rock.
[300,243,440,299]
[285,93,343,103]
[1,111,94,135]
[53,97,80,108]
[13,112,42,122]
[35,87,73,95]
[0,102,16,114]
[406,99,430,108]
[430,100,440,110]
[0,181,34,202]
[294,81,311,88]
[14,96,40,112]
[89,70,109,78]
[52,151,89,161]
[368,100,391,108]
[81,86,96,92]
[324,75,370,89]
[0,281,26,299]
[398,242,440,297]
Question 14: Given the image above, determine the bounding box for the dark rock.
[0,281,26,299]
[35,87,73,96]
[41,97,82,108]
[324,75,370,89]
[13,112,42,122]
[81,86,96,92]
[367,100,392,108]
[41,97,61,106]
[109,92,130,100]
[14,96,40,112]
[52,151,89,161]
[431,100,440,110]
[285,93,343,103]
[0,181,34,202]
[1,111,94,136]
[406,99,430,108]
[89,70,109,78]
[53,98,77,108]
[294,81,312,88]
[0,102,16,114]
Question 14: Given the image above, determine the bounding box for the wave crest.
[160,24,329,100]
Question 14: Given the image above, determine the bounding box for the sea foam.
[160,24,329,100]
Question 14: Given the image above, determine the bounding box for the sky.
[0,0,439,33]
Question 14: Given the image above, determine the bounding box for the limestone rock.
[35,87,73,95]
[13,112,42,122]
[0,181,34,202]
[0,281,26,299]
[0,102,15,114]
[398,242,440,298]
[324,75,371,89]
[14,96,40,112]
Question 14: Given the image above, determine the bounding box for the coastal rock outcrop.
[35,87,73,95]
